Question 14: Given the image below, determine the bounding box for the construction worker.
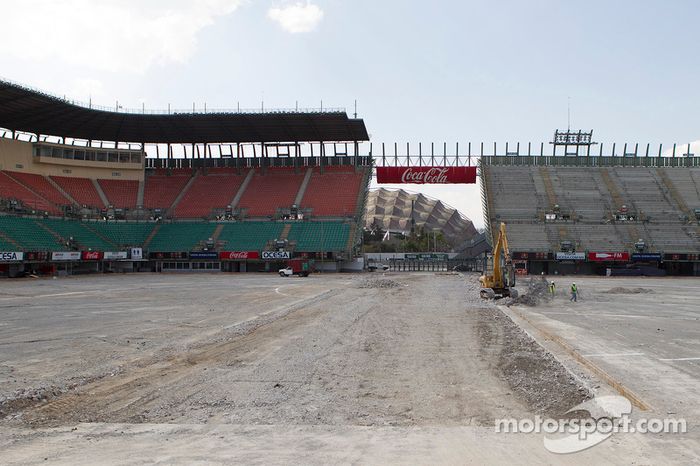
[549,281,556,296]
[570,283,578,302]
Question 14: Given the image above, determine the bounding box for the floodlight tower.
[550,129,597,156]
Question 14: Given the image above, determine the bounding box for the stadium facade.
[0,80,371,277]
[364,188,478,248]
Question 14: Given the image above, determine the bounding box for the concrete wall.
[0,138,144,181]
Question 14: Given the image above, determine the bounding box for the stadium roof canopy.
[0,80,369,144]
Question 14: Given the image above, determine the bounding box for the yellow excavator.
[479,222,518,299]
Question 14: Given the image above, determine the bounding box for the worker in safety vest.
[570,283,578,302]
[549,281,556,296]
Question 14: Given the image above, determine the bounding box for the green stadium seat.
[41,219,115,251]
[87,222,156,248]
[217,222,285,251]
[147,223,218,252]
[287,222,349,252]
[0,217,67,251]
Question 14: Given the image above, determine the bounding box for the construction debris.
[356,277,403,289]
[506,276,550,307]
[605,287,655,294]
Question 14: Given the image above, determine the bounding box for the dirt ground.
[0,273,698,464]
[0,273,585,428]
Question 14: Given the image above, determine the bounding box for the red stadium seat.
[98,179,139,208]
[237,168,305,217]
[301,167,365,217]
[174,172,245,218]
[143,170,191,210]
[0,171,60,214]
[51,175,105,208]
[4,171,72,207]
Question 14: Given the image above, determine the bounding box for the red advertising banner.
[587,252,630,262]
[376,166,477,184]
[219,251,260,261]
[81,251,104,261]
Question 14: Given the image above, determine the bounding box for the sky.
[2,0,700,228]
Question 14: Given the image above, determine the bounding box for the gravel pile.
[356,277,402,289]
[605,287,654,294]
[507,276,550,307]
[477,308,591,417]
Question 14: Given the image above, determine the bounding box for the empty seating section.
[217,222,285,250]
[0,171,59,214]
[175,174,244,218]
[51,176,104,207]
[643,224,698,252]
[612,168,679,222]
[147,223,218,252]
[0,217,65,251]
[238,169,304,217]
[548,168,611,221]
[41,219,114,251]
[98,179,139,208]
[143,171,191,209]
[659,169,700,213]
[485,164,700,253]
[1,217,359,254]
[561,225,628,251]
[485,166,541,221]
[506,224,549,252]
[288,222,349,251]
[6,171,71,207]
[88,222,155,248]
[301,168,364,217]
[0,164,367,256]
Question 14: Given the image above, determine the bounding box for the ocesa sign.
[262,251,290,260]
[0,252,23,262]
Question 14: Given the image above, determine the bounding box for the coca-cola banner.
[219,251,260,261]
[81,251,103,261]
[376,166,477,184]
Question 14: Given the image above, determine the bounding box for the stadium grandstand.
[481,149,700,276]
[0,79,370,277]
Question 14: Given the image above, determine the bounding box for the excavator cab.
[479,222,518,300]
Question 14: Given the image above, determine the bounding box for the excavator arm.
[479,222,517,299]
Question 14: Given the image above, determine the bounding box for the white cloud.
[0,0,242,73]
[268,2,324,33]
[661,140,700,157]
